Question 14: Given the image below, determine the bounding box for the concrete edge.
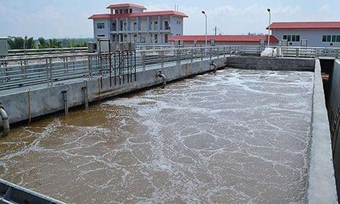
[307,59,338,203]
[0,57,227,126]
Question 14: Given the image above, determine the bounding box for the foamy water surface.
[0,69,314,203]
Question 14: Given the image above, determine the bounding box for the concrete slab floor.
[0,68,314,203]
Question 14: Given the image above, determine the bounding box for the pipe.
[210,61,217,73]
[27,89,32,124]
[157,71,167,88]
[61,91,69,115]
[0,107,10,137]
[82,81,89,110]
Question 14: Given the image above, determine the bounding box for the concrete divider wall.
[307,59,338,203]
[225,56,315,71]
[329,59,340,201]
[0,58,225,125]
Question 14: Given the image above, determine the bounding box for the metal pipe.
[0,106,10,137]
[61,91,69,115]
[27,89,32,124]
[202,11,208,51]
[267,8,271,47]
[82,81,89,110]
[157,70,167,88]
[210,61,217,73]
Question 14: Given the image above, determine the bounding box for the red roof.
[268,21,340,30]
[89,11,188,19]
[169,35,279,43]
[106,3,146,10]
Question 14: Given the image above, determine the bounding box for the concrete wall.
[93,19,111,40]
[272,29,340,47]
[329,60,340,201]
[225,56,315,71]
[307,59,338,204]
[170,16,184,36]
[0,58,226,126]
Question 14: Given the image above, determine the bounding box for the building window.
[322,35,327,42]
[165,34,169,43]
[165,21,170,30]
[130,9,132,13]
[324,35,340,42]
[97,23,105,29]
[155,34,158,43]
[283,35,300,42]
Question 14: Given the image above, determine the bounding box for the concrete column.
[135,17,138,32]
[126,18,129,32]
[170,16,173,34]
[147,17,150,31]
[116,19,119,32]
[158,16,161,31]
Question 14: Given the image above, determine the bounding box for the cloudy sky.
[0,0,339,39]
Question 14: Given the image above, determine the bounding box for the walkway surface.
[0,68,314,203]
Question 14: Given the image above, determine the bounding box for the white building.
[89,3,188,44]
[268,21,340,47]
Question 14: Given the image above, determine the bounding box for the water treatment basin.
[0,68,314,203]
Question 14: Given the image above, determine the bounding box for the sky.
[0,0,339,39]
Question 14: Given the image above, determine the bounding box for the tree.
[38,37,47,48]
[26,37,36,49]
[7,37,24,49]
[7,36,36,49]
[49,38,62,48]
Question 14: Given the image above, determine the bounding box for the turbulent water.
[0,69,314,203]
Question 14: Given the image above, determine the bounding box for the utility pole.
[214,26,217,35]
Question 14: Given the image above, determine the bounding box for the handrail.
[1,45,339,91]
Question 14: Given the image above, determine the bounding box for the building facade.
[268,22,340,47]
[169,35,279,47]
[89,3,188,44]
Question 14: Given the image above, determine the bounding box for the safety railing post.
[161,51,164,69]
[141,51,146,71]
[88,55,92,77]
[191,48,194,63]
[176,49,181,67]
[49,58,53,87]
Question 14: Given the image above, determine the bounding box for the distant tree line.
[7,36,91,49]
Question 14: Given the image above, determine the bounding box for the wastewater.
[0,68,314,203]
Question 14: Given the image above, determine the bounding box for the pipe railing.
[279,46,340,58]
[8,47,88,56]
[2,45,340,91]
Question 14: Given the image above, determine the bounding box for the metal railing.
[0,53,111,90]
[279,46,340,58]
[3,44,339,91]
[1,45,249,90]
[8,47,88,57]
